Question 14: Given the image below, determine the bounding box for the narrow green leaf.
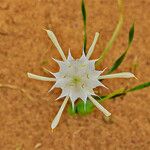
[129,23,134,45]
[107,51,126,74]
[96,0,124,66]
[107,24,134,74]
[81,0,87,54]
[81,0,86,26]
[99,88,126,102]
[127,82,150,92]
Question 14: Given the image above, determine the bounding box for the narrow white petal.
[68,49,74,61]
[99,72,135,80]
[42,67,54,76]
[89,96,111,117]
[56,93,66,100]
[81,49,86,60]
[52,58,68,71]
[86,32,100,59]
[56,88,69,100]
[52,57,63,64]
[27,73,56,81]
[51,96,69,129]
[99,67,107,75]
[45,29,66,61]
[48,80,62,92]
[86,79,107,89]
[48,84,56,92]
[52,72,62,78]
[99,82,108,89]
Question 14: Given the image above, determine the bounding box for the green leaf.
[129,23,134,45]
[107,51,126,74]
[81,0,87,54]
[99,88,126,103]
[96,0,124,66]
[127,82,150,92]
[107,24,134,74]
[81,0,86,26]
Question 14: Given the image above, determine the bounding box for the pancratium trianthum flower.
[27,30,135,129]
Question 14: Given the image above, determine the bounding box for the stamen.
[82,83,85,88]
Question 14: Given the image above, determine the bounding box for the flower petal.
[99,72,136,80]
[69,86,87,102]
[86,32,100,59]
[88,96,111,116]
[45,29,66,61]
[56,88,70,100]
[52,58,69,72]
[80,50,87,62]
[51,96,69,130]
[48,79,69,92]
[27,73,56,81]
[42,67,54,76]
[85,79,107,89]
[68,49,74,61]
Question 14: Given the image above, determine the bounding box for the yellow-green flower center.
[72,76,81,85]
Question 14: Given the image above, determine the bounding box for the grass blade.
[107,51,126,74]
[127,82,150,92]
[98,88,126,102]
[129,23,134,45]
[81,0,87,54]
[96,0,124,66]
[107,24,134,74]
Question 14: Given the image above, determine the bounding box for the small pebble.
[34,143,42,149]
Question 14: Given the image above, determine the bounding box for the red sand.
[0,0,150,149]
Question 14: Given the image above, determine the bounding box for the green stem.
[98,88,126,103]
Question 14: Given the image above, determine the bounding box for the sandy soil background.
[0,0,150,149]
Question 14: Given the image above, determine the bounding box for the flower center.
[71,76,81,85]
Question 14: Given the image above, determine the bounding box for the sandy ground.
[0,0,150,149]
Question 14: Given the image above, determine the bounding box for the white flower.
[27,30,135,129]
